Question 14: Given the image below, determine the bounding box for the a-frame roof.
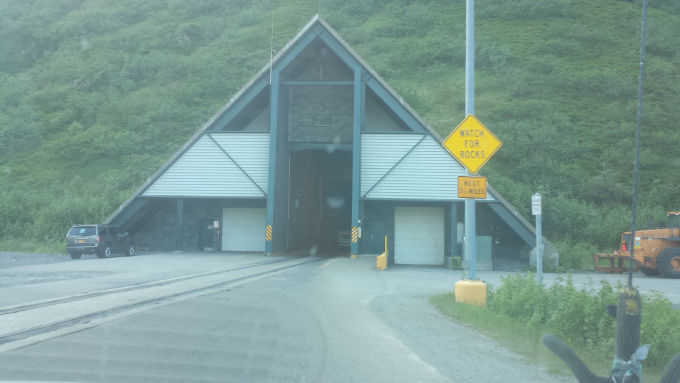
[105,15,551,256]
[107,15,442,223]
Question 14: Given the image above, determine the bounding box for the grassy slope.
[0,0,678,258]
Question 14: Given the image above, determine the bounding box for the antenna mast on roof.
[269,14,274,85]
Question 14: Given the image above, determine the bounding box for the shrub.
[487,273,679,369]
[554,240,599,271]
[640,292,680,367]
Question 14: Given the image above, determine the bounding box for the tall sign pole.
[464,0,476,279]
[447,0,501,307]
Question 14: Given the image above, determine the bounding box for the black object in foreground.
[542,286,680,383]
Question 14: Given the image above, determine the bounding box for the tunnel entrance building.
[106,15,557,269]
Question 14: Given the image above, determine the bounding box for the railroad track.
[0,257,293,316]
[0,256,323,349]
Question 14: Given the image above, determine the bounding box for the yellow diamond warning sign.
[458,176,487,199]
[443,115,502,174]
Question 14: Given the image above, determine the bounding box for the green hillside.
[1,0,679,267]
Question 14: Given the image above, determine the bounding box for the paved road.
[0,252,676,382]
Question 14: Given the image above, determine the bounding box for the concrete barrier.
[454,280,487,306]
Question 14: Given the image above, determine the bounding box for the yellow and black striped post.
[350,226,358,258]
[265,224,272,242]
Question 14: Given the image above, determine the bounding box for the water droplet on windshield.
[326,197,345,209]
[309,246,318,256]
[326,135,342,154]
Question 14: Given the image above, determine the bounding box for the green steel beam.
[271,30,318,76]
[317,30,362,71]
[361,197,496,202]
[357,76,367,254]
[143,196,266,200]
[450,202,459,258]
[351,67,364,256]
[207,78,268,131]
[109,198,147,228]
[175,198,184,251]
[281,81,353,86]
[265,72,279,255]
[289,143,352,152]
[488,203,534,246]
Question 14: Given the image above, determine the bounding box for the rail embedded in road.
[0,256,323,351]
[0,256,292,316]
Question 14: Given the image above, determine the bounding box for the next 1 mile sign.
[458,176,486,199]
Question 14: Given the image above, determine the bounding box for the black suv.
[66,224,135,259]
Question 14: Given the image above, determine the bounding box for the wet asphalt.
[0,252,676,382]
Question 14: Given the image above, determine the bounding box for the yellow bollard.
[376,252,387,270]
[376,236,388,271]
[454,279,487,306]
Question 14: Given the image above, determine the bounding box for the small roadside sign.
[532,193,542,215]
[443,115,502,174]
[458,176,487,199]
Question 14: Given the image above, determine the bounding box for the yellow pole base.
[454,280,487,306]
[376,252,387,270]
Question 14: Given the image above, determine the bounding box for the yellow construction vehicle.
[596,212,680,278]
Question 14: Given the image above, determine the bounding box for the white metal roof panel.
[361,134,495,201]
[143,133,269,198]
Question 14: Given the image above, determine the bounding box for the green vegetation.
[0,0,679,258]
[431,273,680,378]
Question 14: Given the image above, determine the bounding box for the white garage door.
[221,208,266,252]
[395,207,445,265]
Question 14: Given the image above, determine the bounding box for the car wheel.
[98,245,112,258]
[126,244,135,257]
[658,247,680,278]
[70,252,82,260]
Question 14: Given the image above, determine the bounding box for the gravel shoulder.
[0,252,71,269]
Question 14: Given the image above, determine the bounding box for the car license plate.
[77,239,86,243]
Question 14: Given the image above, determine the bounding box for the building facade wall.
[133,199,265,252]
[288,85,353,143]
